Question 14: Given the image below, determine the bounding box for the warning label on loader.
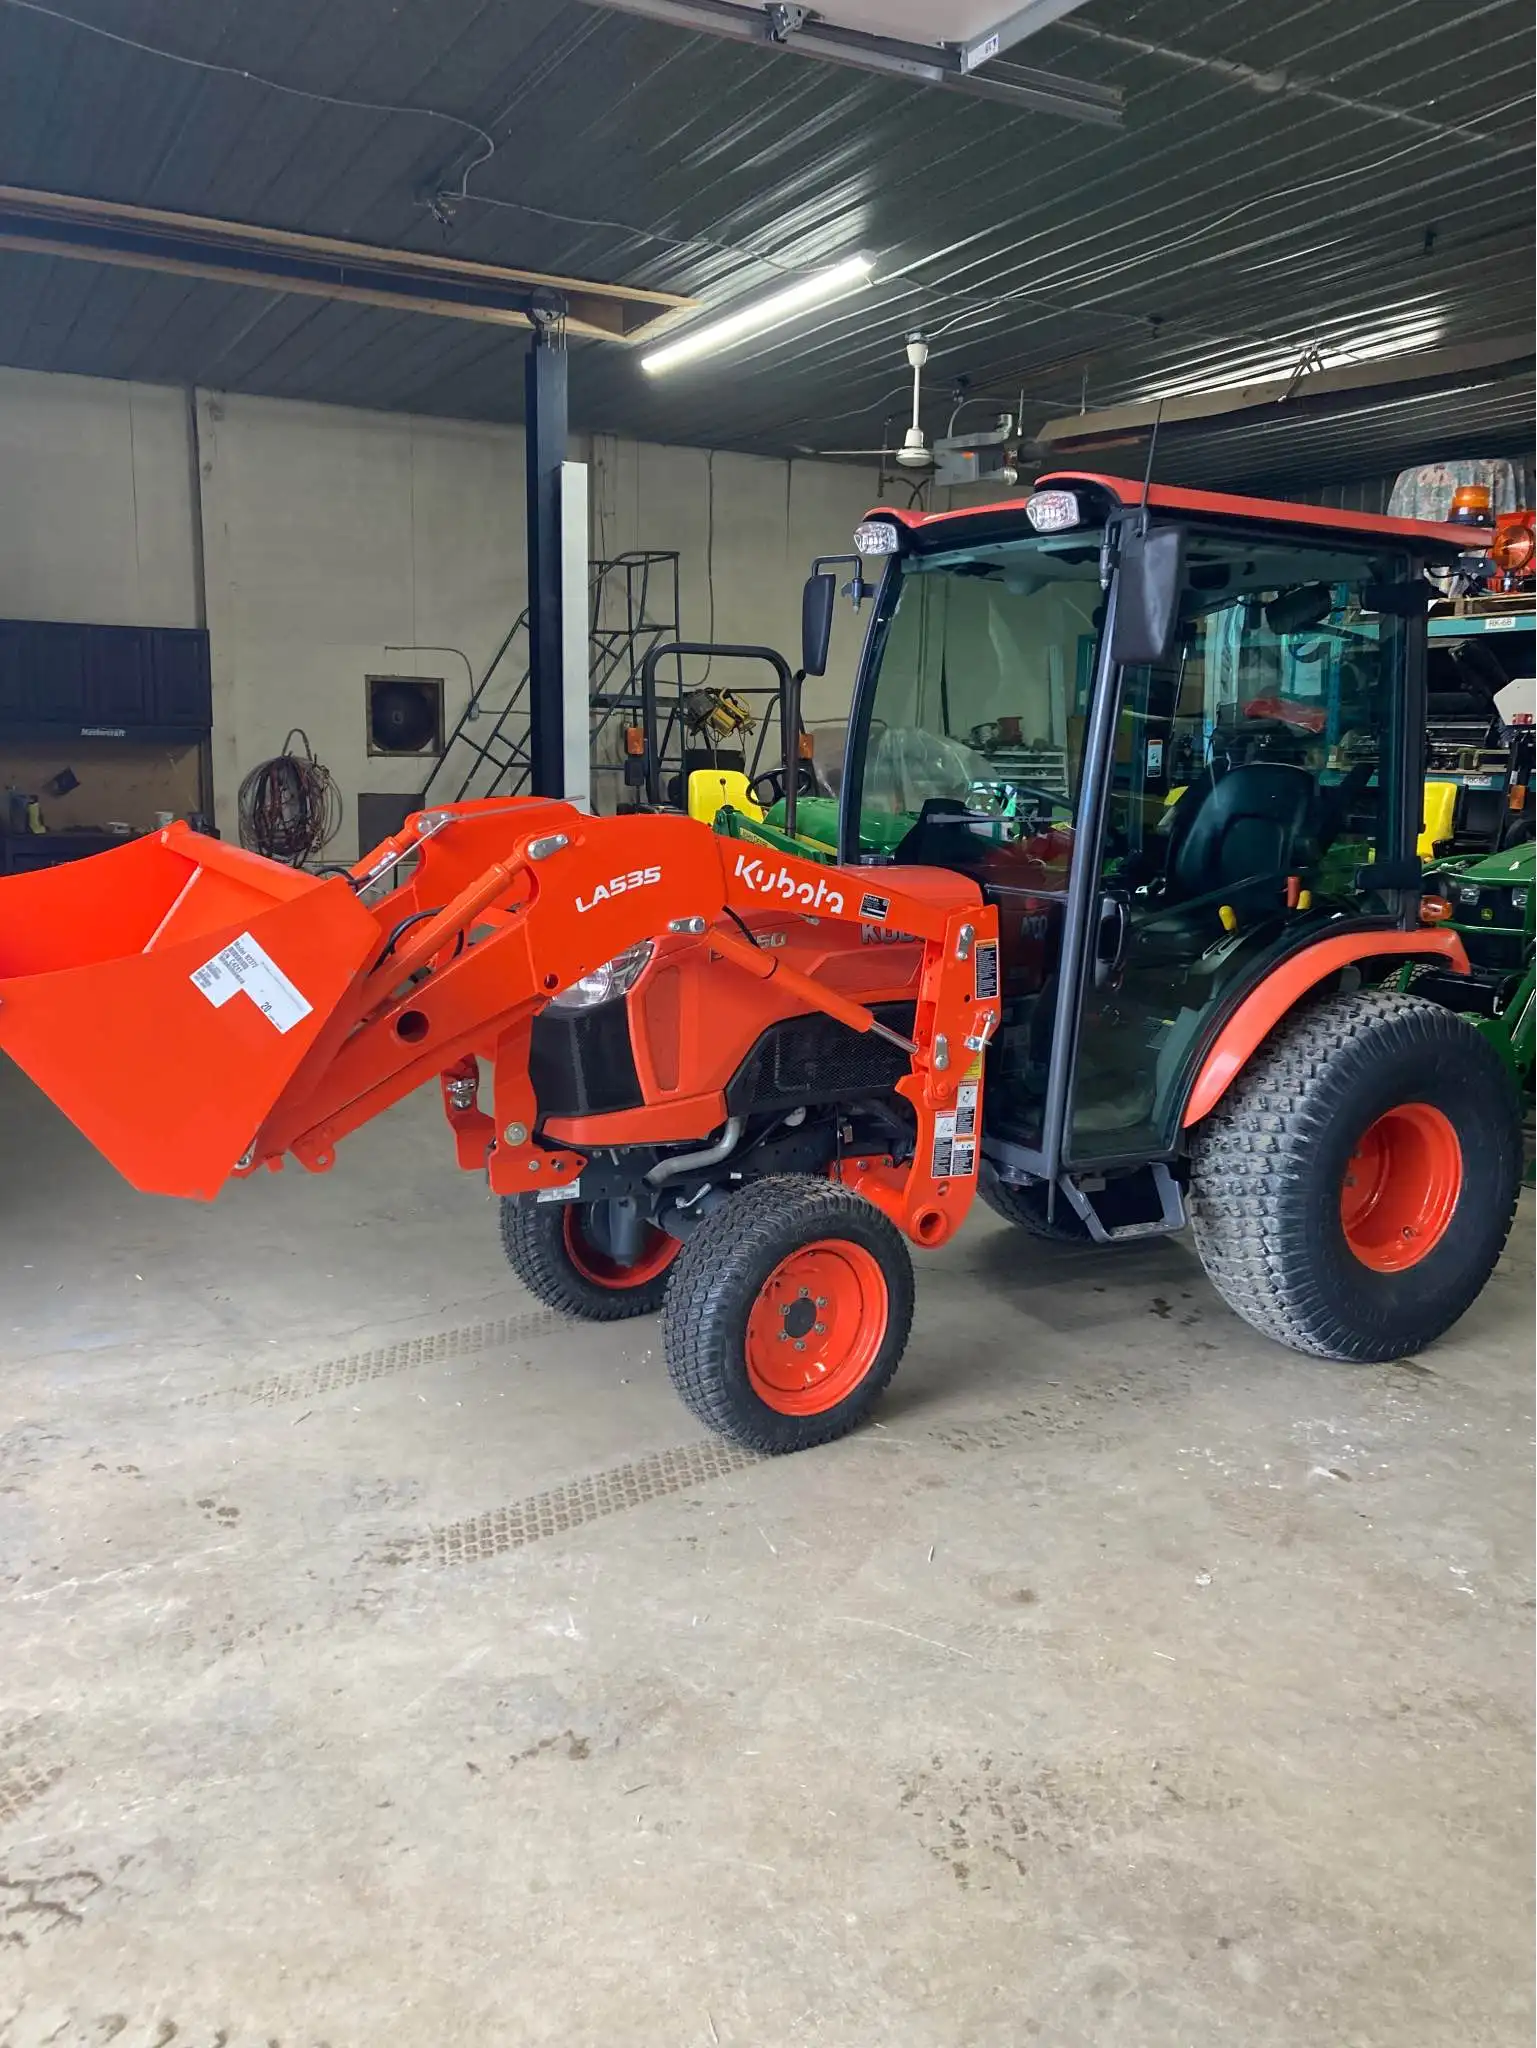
[930,1104,978,1183]
[191,932,313,1035]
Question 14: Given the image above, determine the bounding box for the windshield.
[854,535,1104,853]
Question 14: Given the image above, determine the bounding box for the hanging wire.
[237,729,343,866]
[0,0,497,183]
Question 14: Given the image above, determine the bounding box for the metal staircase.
[421,552,681,809]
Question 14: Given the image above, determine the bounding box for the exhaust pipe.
[645,1117,744,1187]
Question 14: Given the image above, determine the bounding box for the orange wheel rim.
[562,1208,679,1290]
[744,1238,889,1416]
[1340,1102,1463,1272]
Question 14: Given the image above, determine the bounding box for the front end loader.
[0,473,1523,1452]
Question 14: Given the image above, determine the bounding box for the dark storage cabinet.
[151,629,213,727]
[0,618,211,736]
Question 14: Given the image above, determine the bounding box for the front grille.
[1453,882,1526,927]
[727,1004,915,1115]
[530,1001,642,1118]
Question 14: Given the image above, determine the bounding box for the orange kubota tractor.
[0,474,1522,1453]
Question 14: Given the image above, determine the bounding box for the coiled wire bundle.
[236,728,343,866]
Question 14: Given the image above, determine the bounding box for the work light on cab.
[1024,488,1083,533]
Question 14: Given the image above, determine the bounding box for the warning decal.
[858,892,891,922]
[191,932,313,1035]
[973,940,999,1000]
[930,1104,980,1181]
[931,1114,955,1178]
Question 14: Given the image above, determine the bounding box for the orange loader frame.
[0,799,997,1250]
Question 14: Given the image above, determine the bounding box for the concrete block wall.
[0,363,881,853]
[0,367,200,629]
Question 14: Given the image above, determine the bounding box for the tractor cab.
[813,474,1474,1203]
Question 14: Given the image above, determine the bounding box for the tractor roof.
[872,470,1486,559]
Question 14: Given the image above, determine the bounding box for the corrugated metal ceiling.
[0,0,1529,490]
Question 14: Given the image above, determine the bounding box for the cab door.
[1066,532,1415,1166]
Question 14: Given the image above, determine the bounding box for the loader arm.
[0,800,997,1248]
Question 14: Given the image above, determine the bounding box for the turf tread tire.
[499,1198,674,1321]
[1188,989,1521,1362]
[663,1175,914,1454]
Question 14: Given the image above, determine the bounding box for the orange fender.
[1182,930,1471,1128]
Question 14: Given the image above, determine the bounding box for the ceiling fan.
[816,332,937,469]
[810,332,1027,489]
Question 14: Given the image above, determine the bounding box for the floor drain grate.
[184,1309,569,1409]
[0,1761,65,1828]
[393,1438,760,1568]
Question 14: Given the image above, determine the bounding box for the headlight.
[854,519,900,555]
[549,940,654,1010]
[1024,488,1082,533]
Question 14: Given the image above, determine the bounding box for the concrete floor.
[0,1059,1532,2048]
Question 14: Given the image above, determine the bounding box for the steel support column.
[525,311,569,798]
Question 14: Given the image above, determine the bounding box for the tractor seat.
[1162,760,1321,913]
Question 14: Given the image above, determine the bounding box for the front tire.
[663,1176,914,1453]
[499,1198,679,1321]
[1188,990,1521,1362]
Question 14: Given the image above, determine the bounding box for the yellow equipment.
[687,767,764,826]
[1418,780,1459,857]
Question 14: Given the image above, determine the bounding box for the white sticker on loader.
[191,932,313,1035]
[535,1179,582,1203]
[931,1101,980,1181]
[931,1113,956,1179]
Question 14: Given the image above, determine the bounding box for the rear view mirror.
[1111,522,1186,667]
[1265,583,1333,635]
[801,572,837,677]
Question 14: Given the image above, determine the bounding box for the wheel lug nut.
[794,1340,805,1352]
[814,1322,826,1334]
[815,1296,827,1307]
[798,1287,810,1298]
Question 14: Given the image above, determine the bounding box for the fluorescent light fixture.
[641,254,873,374]
[1140,315,1448,403]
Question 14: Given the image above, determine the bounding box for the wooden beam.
[0,185,695,343]
[1037,339,1536,448]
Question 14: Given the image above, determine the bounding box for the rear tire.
[979,1173,1091,1242]
[1188,990,1521,1362]
[499,1197,679,1321]
[663,1176,914,1453]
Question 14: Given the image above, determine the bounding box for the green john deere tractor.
[1401,836,1535,1106]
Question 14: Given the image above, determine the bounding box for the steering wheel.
[970,781,1074,834]
[750,763,818,809]
[1007,782,1074,815]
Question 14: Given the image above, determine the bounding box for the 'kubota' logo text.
[733,852,845,915]
[576,865,662,913]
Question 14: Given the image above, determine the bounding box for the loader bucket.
[0,825,381,1198]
